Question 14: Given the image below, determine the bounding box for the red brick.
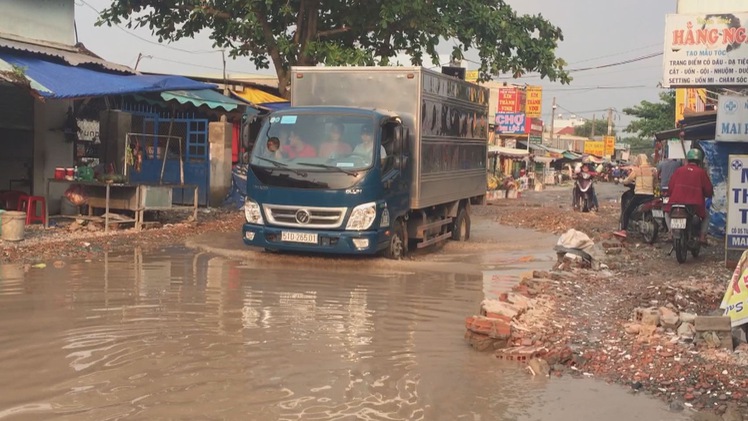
[465,315,512,339]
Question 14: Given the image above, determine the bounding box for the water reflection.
[0,248,687,420]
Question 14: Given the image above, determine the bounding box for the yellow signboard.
[675,88,707,123]
[465,70,479,82]
[525,86,542,118]
[584,141,605,157]
[603,135,616,157]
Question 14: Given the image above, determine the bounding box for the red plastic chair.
[17,195,47,225]
[1,190,25,210]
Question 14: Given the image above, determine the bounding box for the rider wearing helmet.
[665,148,713,245]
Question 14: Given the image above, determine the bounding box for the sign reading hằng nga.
[663,13,748,88]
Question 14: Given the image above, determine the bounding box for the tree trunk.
[277,70,291,99]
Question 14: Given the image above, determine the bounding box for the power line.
[77,0,223,55]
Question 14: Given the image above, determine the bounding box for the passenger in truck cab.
[262,137,282,159]
[281,129,316,159]
[319,122,352,159]
[352,124,387,166]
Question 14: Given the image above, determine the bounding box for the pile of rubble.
[463,226,748,419]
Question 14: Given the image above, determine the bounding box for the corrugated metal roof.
[0,36,134,74]
[0,51,214,99]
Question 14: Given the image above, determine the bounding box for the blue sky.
[74,0,677,131]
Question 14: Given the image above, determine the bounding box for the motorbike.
[649,195,668,236]
[620,184,660,244]
[669,204,702,263]
[574,172,595,212]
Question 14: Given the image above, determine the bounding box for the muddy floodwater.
[0,225,691,420]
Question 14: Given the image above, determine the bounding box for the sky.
[73,0,678,132]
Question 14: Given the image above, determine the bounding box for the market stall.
[45,178,198,233]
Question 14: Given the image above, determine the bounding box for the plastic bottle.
[73,165,78,181]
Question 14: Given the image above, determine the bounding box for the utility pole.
[549,97,557,148]
[590,114,596,138]
[607,107,614,136]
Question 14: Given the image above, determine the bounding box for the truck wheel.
[385,220,406,260]
[452,207,470,241]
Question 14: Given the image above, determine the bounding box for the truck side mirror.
[393,126,404,152]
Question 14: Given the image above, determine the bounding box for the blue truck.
[242,66,489,258]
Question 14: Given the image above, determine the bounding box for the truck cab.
[242,106,409,256]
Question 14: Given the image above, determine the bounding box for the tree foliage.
[573,119,614,138]
[620,136,654,157]
[98,0,570,97]
[622,91,676,138]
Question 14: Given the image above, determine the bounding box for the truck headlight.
[244,200,264,225]
[346,202,377,230]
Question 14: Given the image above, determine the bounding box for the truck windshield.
[251,113,380,172]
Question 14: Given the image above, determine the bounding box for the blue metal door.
[123,105,210,206]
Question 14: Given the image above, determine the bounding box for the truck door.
[381,121,410,221]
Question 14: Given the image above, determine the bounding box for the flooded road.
[0,225,690,420]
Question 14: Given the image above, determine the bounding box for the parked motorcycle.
[574,172,595,212]
[669,204,702,263]
[620,185,659,244]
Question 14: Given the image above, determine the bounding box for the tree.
[573,119,614,138]
[620,136,654,157]
[98,0,570,98]
[622,91,676,138]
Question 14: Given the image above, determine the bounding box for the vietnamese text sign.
[663,13,748,87]
[716,94,748,141]
[525,86,542,118]
[584,141,605,156]
[727,155,748,250]
[465,70,479,82]
[495,112,526,134]
[603,135,615,157]
[498,88,520,112]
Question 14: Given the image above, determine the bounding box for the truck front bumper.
[242,224,389,255]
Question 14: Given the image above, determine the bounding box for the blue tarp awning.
[0,52,214,99]
[259,101,290,111]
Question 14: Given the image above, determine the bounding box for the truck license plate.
[281,231,318,244]
[671,218,687,229]
[652,209,664,218]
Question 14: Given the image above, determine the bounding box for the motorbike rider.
[614,153,656,238]
[665,148,713,245]
[572,163,599,211]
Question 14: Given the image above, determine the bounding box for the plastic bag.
[64,184,88,206]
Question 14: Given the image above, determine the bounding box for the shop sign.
[675,88,707,123]
[584,141,605,156]
[727,155,748,250]
[603,135,616,157]
[495,112,526,134]
[498,88,522,112]
[663,13,748,87]
[76,119,100,142]
[716,94,748,141]
[525,86,542,118]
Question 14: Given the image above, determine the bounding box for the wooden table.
[45,179,198,233]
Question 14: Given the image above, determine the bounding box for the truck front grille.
[263,204,347,228]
